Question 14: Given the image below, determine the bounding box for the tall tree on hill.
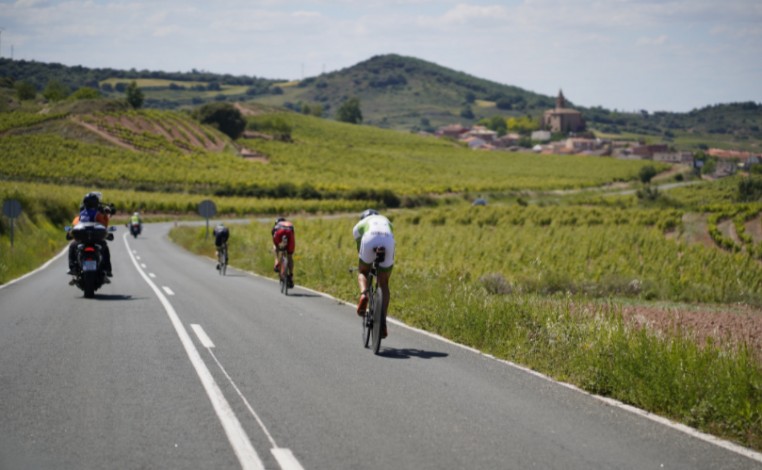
[14,80,37,101]
[336,97,363,124]
[125,81,144,109]
[43,79,70,101]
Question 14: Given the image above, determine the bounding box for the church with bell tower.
[543,90,585,133]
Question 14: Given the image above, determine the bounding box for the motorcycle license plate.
[82,260,98,272]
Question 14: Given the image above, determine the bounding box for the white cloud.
[0,0,760,111]
[636,34,669,46]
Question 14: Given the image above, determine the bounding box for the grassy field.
[169,202,762,451]
[3,102,761,450]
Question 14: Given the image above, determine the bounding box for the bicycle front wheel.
[371,288,384,354]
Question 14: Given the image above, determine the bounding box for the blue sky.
[1,0,760,112]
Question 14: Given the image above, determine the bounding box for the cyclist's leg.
[376,238,395,336]
[378,269,392,317]
[273,246,280,272]
[287,232,295,276]
[356,263,370,315]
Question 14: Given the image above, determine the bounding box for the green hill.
[2,55,761,151]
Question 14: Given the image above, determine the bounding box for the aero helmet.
[359,209,379,220]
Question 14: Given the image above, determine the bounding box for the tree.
[70,87,101,100]
[460,105,474,120]
[480,116,507,136]
[638,165,658,184]
[15,81,37,101]
[198,102,246,139]
[336,97,363,124]
[125,81,144,109]
[43,80,70,101]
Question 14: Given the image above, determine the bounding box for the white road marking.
[193,324,305,470]
[141,263,147,269]
[136,255,141,260]
[149,273,156,278]
[123,234,265,470]
[191,324,215,348]
[271,448,304,470]
[162,286,174,296]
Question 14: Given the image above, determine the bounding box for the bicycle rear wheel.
[362,289,373,348]
[219,249,227,276]
[280,254,289,295]
[371,288,384,354]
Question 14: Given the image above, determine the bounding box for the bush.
[197,102,245,139]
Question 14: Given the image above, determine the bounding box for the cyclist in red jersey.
[272,217,295,288]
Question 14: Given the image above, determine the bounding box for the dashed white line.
[149,272,156,278]
[162,286,174,296]
[141,263,147,269]
[191,324,305,470]
[124,234,265,470]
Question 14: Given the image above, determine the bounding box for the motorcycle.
[128,221,141,238]
[66,222,116,298]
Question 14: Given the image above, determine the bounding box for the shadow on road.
[93,294,135,301]
[378,348,449,360]
[285,292,322,298]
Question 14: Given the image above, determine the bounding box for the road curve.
[0,221,760,470]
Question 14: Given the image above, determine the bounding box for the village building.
[653,152,694,165]
[531,130,551,142]
[543,90,585,133]
[436,124,468,139]
[464,125,498,143]
[631,144,669,159]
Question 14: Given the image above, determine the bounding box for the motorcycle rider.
[67,192,113,278]
[129,211,142,234]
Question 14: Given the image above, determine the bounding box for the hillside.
[2,55,761,151]
[248,54,555,130]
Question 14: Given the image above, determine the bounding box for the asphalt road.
[1,222,760,470]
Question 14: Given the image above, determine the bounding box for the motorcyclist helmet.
[359,209,379,220]
[134,212,139,216]
[275,217,286,224]
[82,192,101,210]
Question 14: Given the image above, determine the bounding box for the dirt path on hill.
[70,116,138,151]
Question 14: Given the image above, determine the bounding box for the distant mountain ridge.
[1,54,760,148]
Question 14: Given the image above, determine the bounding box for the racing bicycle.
[277,248,289,295]
[217,243,228,276]
[360,247,386,354]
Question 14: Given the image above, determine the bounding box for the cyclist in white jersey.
[352,209,395,338]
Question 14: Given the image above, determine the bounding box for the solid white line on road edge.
[232,265,762,465]
[193,324,305,470]
[162,286,174,296]
[123,234,265,470]
[0,245,68,290]
[191,324,215,348]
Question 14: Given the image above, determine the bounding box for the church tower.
[556,89,566,110]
